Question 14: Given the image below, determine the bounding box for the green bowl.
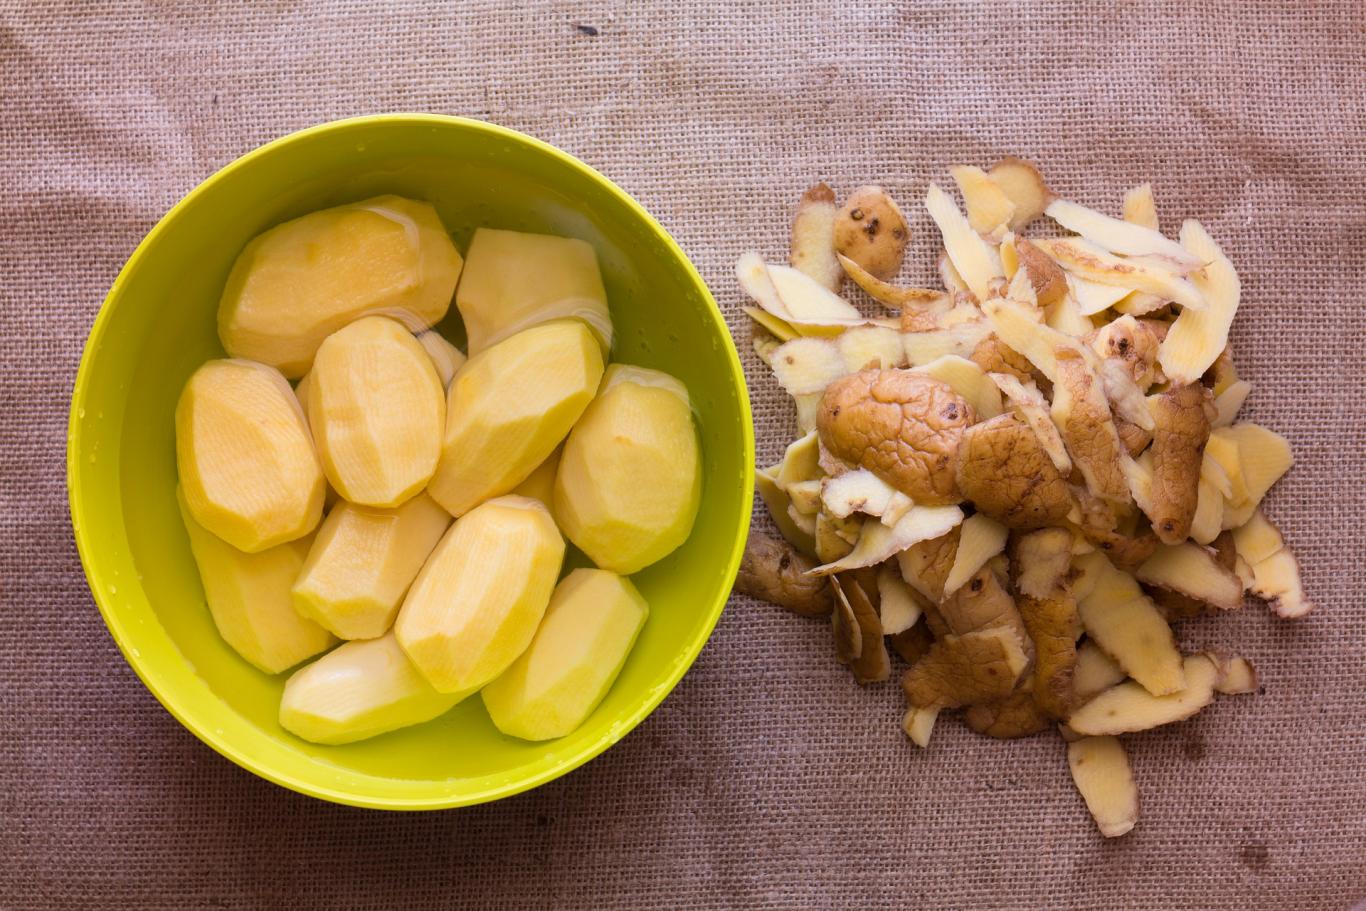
[67,114,754,810]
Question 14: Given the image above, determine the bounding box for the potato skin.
[964,691,1051,739]
[817,369,974,505]
[1149,382,1215,543]
[1013,238,1067,305]
[735,531,832,616]
[1089,316,1164,390]
[833,186,909,281]
[970,333,1037,385]
[955,413,1072,529]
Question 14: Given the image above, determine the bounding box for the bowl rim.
[66,113,754,810]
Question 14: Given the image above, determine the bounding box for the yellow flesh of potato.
[942,513,1009,596]
[554,365,701,574]
[1122,183,1160,231]
[456,227,611,355]
[756,468,816,556]
[177,488,335,674]
[482,569,649,741]
[1136,542,1244,612]
[428,319,604,516]
[1075,553,1184,696]
[924,182,1003,302]
[279,632,462,745]
[1159,220,1240,384]
[218,195,461,377]
[395,496,565,694]
[1068,654,1219,736]
[949,165,1015,236]
[309,316,446,507]
[1067,735,1139,838]
[176,359,324,553]
[291,495,452,640]
[1073,640,1127,702]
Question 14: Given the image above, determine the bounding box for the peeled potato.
[554,365,701,574]
[291,495,452,640]
[308,316,445,507]
[176,359,324,553]
[482,569,648,741]
[395,496,565,694]
[427,319,603,516]
[177,487,335,674]
[456,228,612,355]
[279,633,462,745]
[218,195,462,378]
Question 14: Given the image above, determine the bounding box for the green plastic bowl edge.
[65,113,755,810]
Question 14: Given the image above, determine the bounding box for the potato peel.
[820,469,899,519]
[1068,735,1139,837]
[903,321,994,367]
[768,337,849,396]
[789,182,844,292]
[951,165,1016,238]
[1158,220,1239,384]
[912,354,1005,420]
[989,157,1053,230]
[736,531,832,616]
[808,504,964,575]
[738,162,1308,837]
[835,186,909,281]
[877,561,924,635]
[1121,183,1160,231]
[1068,654,1219,736]
[1045,199,1201,271]
[925,182,1004,303]
[838,253,947,310]
[1034,237,1205,312]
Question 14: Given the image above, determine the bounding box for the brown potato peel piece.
[970,334,1038,385]
[818,369,974,506]
[1114,418,1152,458]
[1052,348,1132,505]
[1146,382,1215,543]
[897,526,960,603]
[937,565,1031,658]
[1013,238,1068,306]
[736,531,833,616]
[833,575,890,684]
[1018,592,1080,718]
[834,186,908,280]
[1088,527,1160,574]
[956,412,1073,529]
[964,690,1051,739]
[902,628,1029,709]
[1011,528,1081,718]
[891,620,934,664]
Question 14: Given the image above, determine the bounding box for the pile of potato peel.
[734,159,1312,838]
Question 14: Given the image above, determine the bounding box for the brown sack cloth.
[1,2,1363,908]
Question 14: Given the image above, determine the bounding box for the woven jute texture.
[2,2,1364,908]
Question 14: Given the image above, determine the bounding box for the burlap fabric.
[2,2,1363,908]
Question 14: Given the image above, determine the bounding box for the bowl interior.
[68,116,753,809]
